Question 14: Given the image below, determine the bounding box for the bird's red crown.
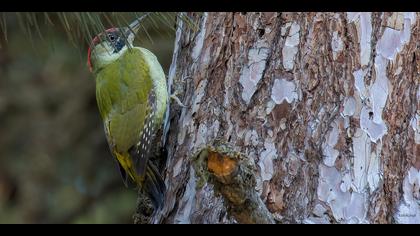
[87,28,119,72]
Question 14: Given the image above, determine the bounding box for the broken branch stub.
[205,148,274,224]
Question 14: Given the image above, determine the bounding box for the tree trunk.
[136,12,420,224]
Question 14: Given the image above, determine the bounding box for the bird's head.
[87,14,148,73]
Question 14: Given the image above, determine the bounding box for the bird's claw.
[170,93,187,108]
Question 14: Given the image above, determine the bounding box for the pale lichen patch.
[395,167,420,223]
[353,59,388,144]
[322,119,340,167]
[174,168,197,223]
[313,203,327,217]
[194,123,208,150]
[318,160,370,223]
[347,12,372,66]
[404,12,417,24]
[367,146,381,192]
[387,13,404,30]
[191,13,208,61]
[370,75,388,125]
[344,192,368,223]
[282,22,300,71]
[340,172,352,193]
[281,22,292,36]
[317,164,351,221]
[304,216,330,224]
[331,31,344,60]
[376,28,403,60]
[352,30,403,144]
[258,140,278,182]
[411,114,420,144]
[342,96,356,117]
[271,78,298,104]
[244,129,259,147]
[346,12,360,22]
[352,128,370,192]
[360,106,388,143]
[353,69,368,99]
[265,100,276,114]
[239,40,270,105]
[376,12,416,61]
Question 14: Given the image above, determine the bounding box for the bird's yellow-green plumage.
[96,49,151,183]
[89,23,168,208]
[96,49,151,149]
[94,47,167,185]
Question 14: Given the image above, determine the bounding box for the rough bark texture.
[136,12,420,224]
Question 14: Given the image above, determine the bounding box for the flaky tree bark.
[136,12,420,224]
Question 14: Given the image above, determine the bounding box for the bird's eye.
[108,33,115,41]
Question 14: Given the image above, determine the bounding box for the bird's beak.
[125,13,151,42]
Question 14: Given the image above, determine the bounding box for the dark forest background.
[0,12,175,223]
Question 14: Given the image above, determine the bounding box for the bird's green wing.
[95,48,157,182]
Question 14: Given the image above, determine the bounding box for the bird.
[87,14,168,209]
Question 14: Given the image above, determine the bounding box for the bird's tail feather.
[143,162,166,209]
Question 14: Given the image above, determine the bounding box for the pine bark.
[136,12,420,224]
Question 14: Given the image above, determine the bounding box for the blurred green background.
[0,12,175,223]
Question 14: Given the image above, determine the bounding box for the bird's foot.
[170,92,187,108]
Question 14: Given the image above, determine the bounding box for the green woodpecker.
[87,15,168,208]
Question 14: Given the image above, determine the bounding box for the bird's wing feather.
[130,91,157,180]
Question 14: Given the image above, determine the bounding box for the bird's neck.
[92,45,130,73]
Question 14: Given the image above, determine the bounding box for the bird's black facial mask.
[87,28,128,72]
[105,30,126,53]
